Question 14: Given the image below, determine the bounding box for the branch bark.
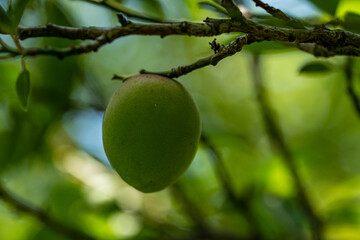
[15,18,360,60]
[139,34,255,78]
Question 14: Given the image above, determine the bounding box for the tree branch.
[0,183,96,240]
[18,19,240,40]
[283,42,360,57]
[139,34,254,78]
[13,17,360,60]
[24,35,108,59]
[138,25,360,78]
[18,23,108,40]
[17,19,360,49]
[1,34,109,59]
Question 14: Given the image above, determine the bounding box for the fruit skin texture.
[102,74,201,193]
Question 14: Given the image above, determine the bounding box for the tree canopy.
[1,0,360,240]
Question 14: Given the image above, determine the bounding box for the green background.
[1,0,360,239]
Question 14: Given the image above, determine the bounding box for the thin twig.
[345,57,360,118]
[252,0,305,29]
[11,35,108,59]
[140,34,255,78]
[0,183,96,240]
[11,35,25,54]
[251,54,324,240]
[112,74,130,81]
[116,13,132,27]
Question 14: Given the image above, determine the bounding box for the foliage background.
[1,0,360,239]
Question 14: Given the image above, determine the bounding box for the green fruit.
[102,74,201,193]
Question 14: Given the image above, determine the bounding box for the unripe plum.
[102,74,201,193]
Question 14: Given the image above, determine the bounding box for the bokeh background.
[1,0,360,239]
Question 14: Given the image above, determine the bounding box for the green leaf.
[198,0,228,16]
[343,12,360,34]
[308,0,340,15]
[137,0,164,18]
[0,5,14,34]
[15,69,31,111]
[299,61,332,74]
[8,0,31,27]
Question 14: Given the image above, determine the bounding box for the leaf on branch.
[198,0,228,16]
[136,0,165,18]
[8,0,31,27]
[299,61,333,75]
[15,68,31,111]
[0,5,15,34]
[87,0,165,23]
[308,0,340,16]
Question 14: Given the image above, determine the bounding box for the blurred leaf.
[198,0,228,16]
[15,68,31,111]
[48,182,86,225]
[31,227,69,240]
[322,177,360,211]
[0,0,81,170]
[8,0,30,27]
[308,0,340,15]
[139,0,164,18]
[45,0,75,27]
[343,12,360,33]
[299,61,332,74]
[0,5,14,34]
[104,0,164,22]
[243,41,287,54]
